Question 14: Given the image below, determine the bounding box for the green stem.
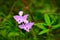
[47,33,51,40]
[47,26,51,40]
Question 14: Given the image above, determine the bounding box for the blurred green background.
[0,0,60,40]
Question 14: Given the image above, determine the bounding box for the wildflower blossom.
[13,11,34,32]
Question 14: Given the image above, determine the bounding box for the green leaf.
[52,24,60,29]
[39,29,49,35]
[44,14,51,25]
[8,32,19,37]
[34,23,46,29]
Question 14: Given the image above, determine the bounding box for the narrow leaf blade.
[52,24,60,29]
[34,23,46,29]
[44,14,51,25]
[39,29,49,35]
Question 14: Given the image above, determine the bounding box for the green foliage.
[35,13,60,35]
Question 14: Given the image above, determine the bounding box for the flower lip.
[19,22,34,32]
